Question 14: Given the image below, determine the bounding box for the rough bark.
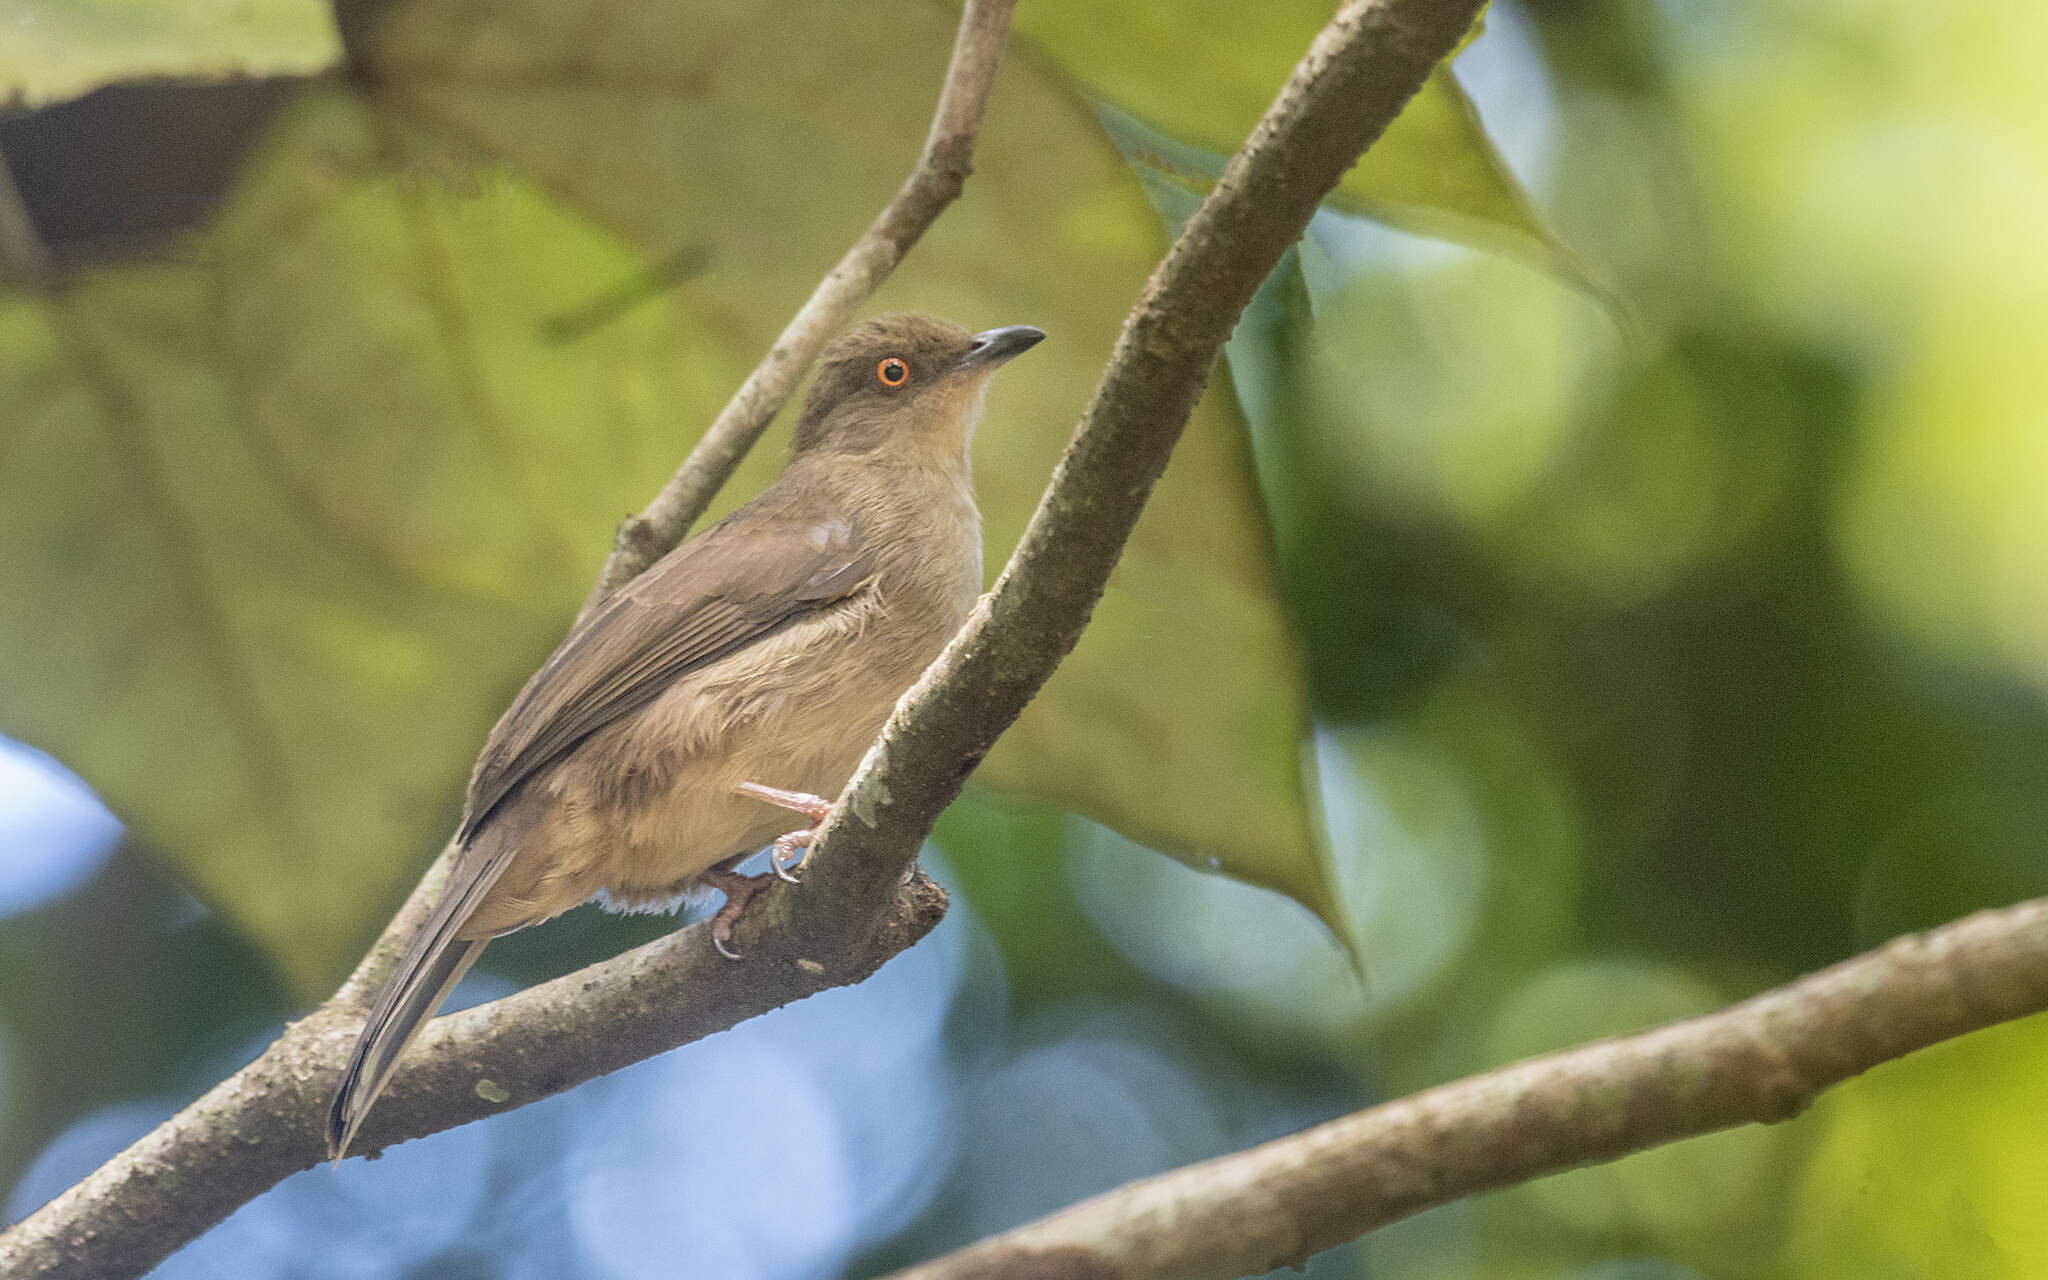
[883,898,2048,1279]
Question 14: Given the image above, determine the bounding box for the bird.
[326,314,1045,1160]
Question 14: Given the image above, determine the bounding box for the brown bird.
[327,314,1044,1160]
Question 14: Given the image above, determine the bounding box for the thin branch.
[885,897,2048,1280]
[576,0,1020,615]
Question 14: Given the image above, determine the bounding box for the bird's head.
[790,313,1045,460]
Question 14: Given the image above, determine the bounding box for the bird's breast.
[491,550,975,922]
[464,470,982,933]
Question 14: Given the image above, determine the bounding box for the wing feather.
[457,505,870,844]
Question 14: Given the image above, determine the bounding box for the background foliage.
[4,0,2048,1277]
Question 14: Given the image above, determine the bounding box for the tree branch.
[0,0,1494,1275]
[0,870,948,1280]
[883,896,2048,1280]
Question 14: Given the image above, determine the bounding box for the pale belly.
[456,591,955,938]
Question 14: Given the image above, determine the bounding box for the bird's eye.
[876,357,910,388]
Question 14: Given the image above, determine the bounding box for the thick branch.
[886,897,2048,1280]
[578,0,1020,613]
[1,0,1488,1275]
[0,873,946,1280]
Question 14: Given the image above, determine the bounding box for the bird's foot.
[737,781,835,883]
[766,829,814,883]
[698,866,777,961]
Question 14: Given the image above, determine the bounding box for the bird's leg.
[736,781,835,883]
[698,786,832,961]
[699,864,775,961]
[702,784,833,960]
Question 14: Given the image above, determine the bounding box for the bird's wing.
[331,503,868,1159]
[458,505,871,844]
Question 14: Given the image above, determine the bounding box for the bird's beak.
[954,324,1046,372]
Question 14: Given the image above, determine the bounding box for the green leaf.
[0,0,336,103]
[1787,1017,2048,1278]
[1012,0,1596,289]
[0,109,703,990]
[0,0,1350,986]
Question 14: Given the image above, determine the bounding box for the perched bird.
[327,314,1044,1160]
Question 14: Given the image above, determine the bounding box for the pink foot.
[698,865,772,961]
[737,782,834,883]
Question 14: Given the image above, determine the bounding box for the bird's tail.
[326,929,489,1162]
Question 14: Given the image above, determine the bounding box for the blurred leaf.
[933,796,1135,1005]
[1786,1015,2048,1278]
[1,79,308,270]
[374,0,1351,958]
[1016,1,1598,289]
[0,111,692,988]
[0,0,336,104]
[0,0,1344,987]
[1297,251,1621,526]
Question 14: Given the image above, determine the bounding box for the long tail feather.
[329,813,531,1162]
[327,932,489,1162]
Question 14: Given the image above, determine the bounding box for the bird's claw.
[769,830,812,883]
[705,784,837,954]
[740,781,832,885]
[700,866,774,962]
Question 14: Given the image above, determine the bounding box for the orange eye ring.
[876,357,910,388]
